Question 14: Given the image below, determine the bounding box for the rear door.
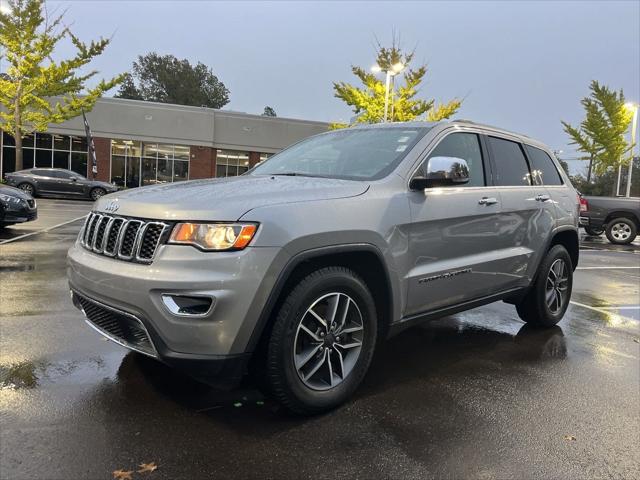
[486,135,556,289]
[30,169,58,193]
[405,130,507,315]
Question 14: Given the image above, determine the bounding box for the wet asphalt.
[1,199,639,480]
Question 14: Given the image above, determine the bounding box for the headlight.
[169,223,258,251]
[0,193,24,205]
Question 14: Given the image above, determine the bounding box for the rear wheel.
[266,266,378,415]
[516,244,573,328]
[17,182,35,196]
[605,217,637,245]
[90,187,106,201]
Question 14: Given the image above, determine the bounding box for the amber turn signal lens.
[234,225,257,249]
[173,223,196,242]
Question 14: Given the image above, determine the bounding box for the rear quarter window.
[525,145,563,186]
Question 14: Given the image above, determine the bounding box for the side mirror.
[71,177,78,182]
[410,156,470,190]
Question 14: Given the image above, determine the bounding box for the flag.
[82,109,98,178]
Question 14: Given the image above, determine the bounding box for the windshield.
[250,126,431,181]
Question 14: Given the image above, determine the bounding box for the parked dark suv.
[68,121,580,414]
[4,168,117,200]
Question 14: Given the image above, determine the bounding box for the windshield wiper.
[270,172,329,178]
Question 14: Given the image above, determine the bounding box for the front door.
[405,131,508,316]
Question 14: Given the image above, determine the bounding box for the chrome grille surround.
[80,212,170,264]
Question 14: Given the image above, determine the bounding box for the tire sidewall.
[535,245,573,323]
[606,218,637,245]
[91,188,106,200]
[273,269,377,411]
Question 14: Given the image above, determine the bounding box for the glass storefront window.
[71,136,88,152]
[110,139,189,188]
[174,145,190,160]
[37,133,53,150]
[53,151,70,169]
[111,155,125,187]
[35,149,52,167]
[53,134,69,151]
[216,150,250,177]
[1,131,88,176]
[71,152,87,176]
[174,160,189,181]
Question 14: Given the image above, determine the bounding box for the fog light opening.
[161,294,214,316]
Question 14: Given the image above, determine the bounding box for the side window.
[487,137,531,186]
[525,145,563,186]
[30,169,48,177]
[417,132,485,187]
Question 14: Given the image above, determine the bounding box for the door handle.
[478,197,498,206]
[535,194,550,202]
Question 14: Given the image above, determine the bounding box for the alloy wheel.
[545,258,569,315]
[293,292,364,391]
[610,222,632,242]
[19,184,33,195]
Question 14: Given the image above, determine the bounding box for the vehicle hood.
[92,175,369,221]
[0,184,33,200]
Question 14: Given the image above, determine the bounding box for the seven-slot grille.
[81,212,169,264]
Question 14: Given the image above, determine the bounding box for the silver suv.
[68,121,579,414]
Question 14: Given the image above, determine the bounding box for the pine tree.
[562,81,633,182]
[0,0,122,171]
[332,40,461,128]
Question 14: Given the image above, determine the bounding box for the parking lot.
[1,198,639,479]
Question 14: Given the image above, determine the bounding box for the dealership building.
[0,97,329,187]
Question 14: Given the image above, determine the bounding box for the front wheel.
[516,244,573,328]
[266,266,378,415]
[605,217,637,245]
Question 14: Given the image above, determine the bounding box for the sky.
[14,0,640,156]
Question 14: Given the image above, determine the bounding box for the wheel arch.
[246,244,396,355]
[604,211,639,228]
[548,228,579,271]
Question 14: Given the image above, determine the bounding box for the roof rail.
[450,119,534,140]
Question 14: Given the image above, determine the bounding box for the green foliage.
[569,157,640,197]
[561,81,634,177]
[115,53,230,109]
[0,0,123,170]
[262,106,277,117]
[333,40,461,126]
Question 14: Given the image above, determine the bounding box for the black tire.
[266,266,378,415]
[605,217,637,245]
[17,182,35,196]
[516,244,573,328]
[584,226,604,236]
[90,187,106,201]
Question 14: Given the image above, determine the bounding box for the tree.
[115,53,230,109]
[0,0,123,171]
[262,106,277,117]
[562,81,634,184]
[332,40,461,128]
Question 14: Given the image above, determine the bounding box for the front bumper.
[67,239,283,358]
[70,289,250,387]
[1,202,37,223]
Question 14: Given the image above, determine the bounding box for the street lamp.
[371,62,405,122]
[624,102,638,197]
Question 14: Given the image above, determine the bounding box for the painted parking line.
[0,215,87,245]
[576,266,640,270]
[569,300,639,323]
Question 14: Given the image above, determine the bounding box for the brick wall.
[93,137,111,182]
[189,146,212,179]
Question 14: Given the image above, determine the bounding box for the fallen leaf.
[233,402,242,407]
[138,462,158,473]
[633,338,639,343]
[113,469,134,480]
[563,435,577,442]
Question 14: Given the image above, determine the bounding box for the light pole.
[624,102,638,197]
[371,62,405,122]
